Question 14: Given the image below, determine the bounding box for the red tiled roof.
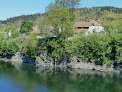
[75,22,92,27]
[75,21,101,27]
[31,27,41,34]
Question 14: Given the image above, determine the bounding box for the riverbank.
[35,58,121,73]
[0,54,122,73]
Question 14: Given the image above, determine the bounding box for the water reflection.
[0,61,122,92]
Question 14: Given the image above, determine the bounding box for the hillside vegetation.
[0,13,42,27]
[0,6,122,26]
[75,6,122,25]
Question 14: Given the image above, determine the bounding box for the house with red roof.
[75,20,104,33]
[31,27,41,34]
[31,21,104,37]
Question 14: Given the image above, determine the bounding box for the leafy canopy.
[40,0,82,38]
[20,21,33,35]
[22,33,38,58]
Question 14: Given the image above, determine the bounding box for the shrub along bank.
[0,23,122,67]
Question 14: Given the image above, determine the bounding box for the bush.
[20,21,33,35]
[21,33,38,58]
[71,32,122,64]
[0,31,19,56]
[117,22,122,33]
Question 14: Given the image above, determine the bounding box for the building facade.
[75,20,104,34]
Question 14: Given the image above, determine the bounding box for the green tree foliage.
[104,24,116,34]
[0,31,19,56]
[46,6,74,38]
[41,0,82,38]
[4,23,15,32]
[117,22,122,33]
[49,38,67,62]
[20,21,33,35]
[55,0,81,20]
[48,29,122,65]
[38,16,51,34]
[55,0,81,9]
[22,33,38,58]
[0,22,2,28]
[4,22,19,38]
[75,32,122,64]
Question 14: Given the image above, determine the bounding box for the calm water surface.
[0,61,122,92]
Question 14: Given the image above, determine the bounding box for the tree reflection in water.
[0,61,122,92]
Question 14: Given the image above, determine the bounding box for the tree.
[0,31,19,56]
[46,6,74,38]
[38,0,82,63]
[117,22,122,33]
[55,0,81,21]
[49,37,74,63]
[22,33,38,58]
[0,22,2,29]
[104,24,116,34]
[4,22,19,38]
[43,0,82,38]
[38,16,51,34]
[55,0,81,8]
[39,0,82,38]
[20,21,33,35]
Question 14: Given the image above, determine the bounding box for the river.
[0,61,122,92]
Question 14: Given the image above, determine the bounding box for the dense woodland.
[0,0,122,66]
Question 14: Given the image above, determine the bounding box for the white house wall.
[89,25,103,33]
[85,25,104,36]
